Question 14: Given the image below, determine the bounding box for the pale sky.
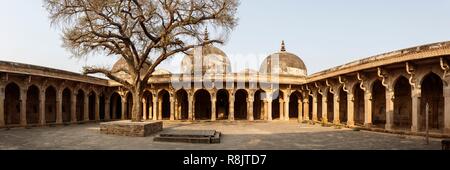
[1,0,450,77]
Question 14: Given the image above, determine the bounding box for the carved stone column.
[71,91,77,123]
[333,93,340,124]
[84,94,89,121]
[347,92,355,127]
[39,88,46,125]
[279,99,284,120]
[444,86,450,134]
[20,87,27,126]
[104,97,110,121]
[364,91,372,127]
[322,94,328,123]
[211,92,216,121]
[170,95,175,121]
[298,99,303,122]
[248,95,254,121]
[56,89,63,124]
[158,97,162,120]
[312,93,318,122]
[411,87,421,132]
[152,95,158,121]
[121,97,127,120]
[303,97,309,121]
[229,93,235,121]
[95,94,100,121]
[385,88,394,130]
[188,94,193,121]
[266,94,273,121]
[142,98,147,120]
[0,86,5,127]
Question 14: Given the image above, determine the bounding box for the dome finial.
[281,40,286,52]
[204,27,209,41]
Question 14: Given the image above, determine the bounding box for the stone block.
[100,120,163,137]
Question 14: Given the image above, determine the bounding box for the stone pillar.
[262,100,267,120]
[20,88,27,126]
[153,95,158,120]
[148,99,153,120]
[104,97,110,121]
[248,95,254,121]
[267,96,273,121]
[174,100,178,120]
[39,89,46,125]
[444,86,450,134]
[211,92,216,121]
[158,97,162,120]
[298,99,303,122]
[333,94,340,124]
[142,98,147,120]
[84,95,89,121]
[71,92,77,123]
[95,94,100,121]
[312,94,318,122]
[411,88,421,132]
[170,95,175,121]
[364,91,372,127]
[322,94,328,123]
[385,88,394,130]
[303,98,309,120]
[188,95,193,121]
[121,97,127,120]
[211,98,216,121]
[0,86,5,127]
[284,98,290,121]
[229,94,235,121]
[56,89,63,124]
[347,93,355,127]
[279,99,284,120]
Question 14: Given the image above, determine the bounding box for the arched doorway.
[88,92,96,121]
[339,86,348,124]
[45,86,57,123]
[126,92,133,120]
[253,89,266,120]
[234,89,248,120]
[308,95,313,120]
[289,91,302,120]
[62,88,71,123]
[195,89,211,120]
[142,91,153,120]
[272,90,284,120]
[216,89,229,120]
[420,73,444,131]
[110,92,122,120]
[317,92,323,121]
[393,76,412,129]
[327,90,334,123]
[372,80,386,128]
[26,85,39,125]
[76,90,85,122]
[99,93,105,120]
[4,83,21,125]
[354,84,365,126]
[176,90,188,120]
[158,90,170,120]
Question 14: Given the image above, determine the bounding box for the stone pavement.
[0,121,442,150]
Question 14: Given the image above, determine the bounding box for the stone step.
[159,130,217,138]
[154,131,221,144]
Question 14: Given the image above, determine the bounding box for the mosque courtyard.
[0,121,441,150]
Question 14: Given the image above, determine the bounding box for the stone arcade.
[1,40,450,138]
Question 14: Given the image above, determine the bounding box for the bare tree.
[44,0,239,122]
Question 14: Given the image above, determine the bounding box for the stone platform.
[154,130,221,144]
[100,120,163,137]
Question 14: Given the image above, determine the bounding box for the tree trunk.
[131,86,144,122]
